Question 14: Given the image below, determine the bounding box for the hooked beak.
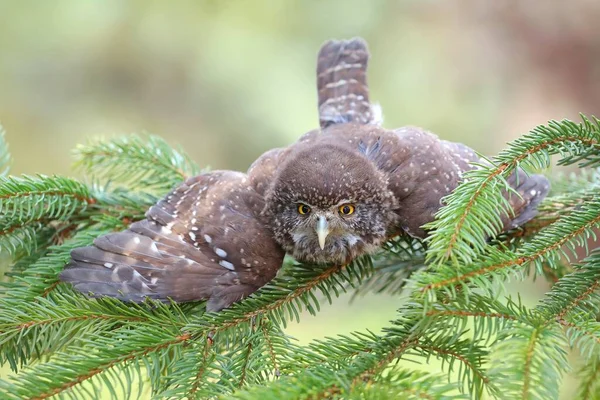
[316,216,329,250]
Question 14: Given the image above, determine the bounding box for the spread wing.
[320,124,550,237]
[384,127,549,236]
[60,171,285,312]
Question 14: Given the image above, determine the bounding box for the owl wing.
[387,127,549,237]
[60,171,285,312]
[321,124,549,237]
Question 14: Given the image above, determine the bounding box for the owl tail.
[317,37,381,128]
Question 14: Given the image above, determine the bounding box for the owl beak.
[316,216,329,250]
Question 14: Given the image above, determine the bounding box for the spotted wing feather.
[319,123,549,237]
[501,167,550,230]
[60,171,285,311]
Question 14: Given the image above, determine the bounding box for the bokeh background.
[1,1,599,397]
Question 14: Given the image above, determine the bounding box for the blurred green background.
[1,1,599,397]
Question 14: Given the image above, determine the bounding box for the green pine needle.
[426,116,600,267]
[74,134,202,193]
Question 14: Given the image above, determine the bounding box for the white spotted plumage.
[60,37,549,312]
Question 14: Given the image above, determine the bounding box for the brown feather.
[60,171,285,311]
[316,38,377,128]
[61,36,549,312]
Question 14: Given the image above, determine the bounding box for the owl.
[60,38,549,311]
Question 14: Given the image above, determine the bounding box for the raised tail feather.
[317,37,380,128]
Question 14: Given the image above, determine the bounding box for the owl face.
[276,200,383,264]
[264,142,398,264]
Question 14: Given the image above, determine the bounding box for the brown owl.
[60,38,549,311]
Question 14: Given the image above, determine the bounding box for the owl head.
[263,140,398,265]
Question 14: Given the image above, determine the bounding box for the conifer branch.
[0,327,191,400]
[260,319,281,379]
[188,337,214,397]
[549,167,600,194]
[0,292,188,372]
[228,307,478,399]
[521,326,539,398]
[412,339,492,396]
[346,366,466,399]
[556,282,600,322]
[351,236,425,298]
[227,333,419,400]
[500,186,600,243]
[577,357,600,400]
[427,116,600,266]
[74,134,201,193]
[558,318,600,350]
[426,309,516,321]
[418,199,600,300]
[0,175,95,257]
[187,258,371,336]
[0,120,599,398]
[488,323,568,400]
[0,225,116,299]
[537,249,600,324]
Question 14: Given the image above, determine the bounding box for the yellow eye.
[339,204,355,215]
[297,204,311,215]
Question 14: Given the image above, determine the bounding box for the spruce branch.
[423,294,524,345]
[426,116,600,266]
[216,316,291,390]
[227,303,491,399]
[1,250,373,398]
[411,338,491,397]
[417,198,600,303]
[532,250,600,360]
[488,322,569,400]
[226,330,418,400]
[158,339,225,399]
[345,366,466,399]
[4,233,52,276]
[537,249,600,323]
[0,326,191,400]
[500,186,600,244]
[88,185,157,221]
[0,225,116,300]
[1,120,600,398]
[0,290,190,374]
[576,356,600,400]
[161,322,297,399]
[0,175,95,256]
[548,167,600,194]
[351,235,425,298]
[74,134,202,193]
[186,257,372,337]
[559,318,600,360]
